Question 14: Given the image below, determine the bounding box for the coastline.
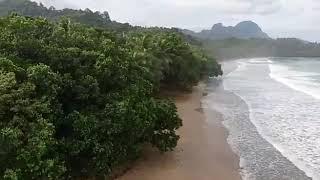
[211,59,312,180]
[118,83,241,180]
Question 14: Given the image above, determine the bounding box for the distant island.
[183,21,270,40]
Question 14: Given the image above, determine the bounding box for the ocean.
[203,58,320,180]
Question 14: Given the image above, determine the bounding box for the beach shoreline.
[117,83,241,180]
[211,59,312,180]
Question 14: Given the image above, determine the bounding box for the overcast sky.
[34,0,320,42]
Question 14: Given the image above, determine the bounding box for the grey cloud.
[247,0,283,14]
[33,0,320,42]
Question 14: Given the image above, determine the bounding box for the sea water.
[204,58,320,180]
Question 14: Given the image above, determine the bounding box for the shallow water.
[203,57,320,180]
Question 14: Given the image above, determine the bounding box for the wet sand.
[118,84,241,180]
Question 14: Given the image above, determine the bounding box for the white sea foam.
[248,58,273,64]
[223,58,320,180]
[269,62,320,100]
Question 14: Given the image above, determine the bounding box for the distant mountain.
[182,21,270,40]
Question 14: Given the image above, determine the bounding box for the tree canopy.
[0,14,222,179]
[202,38,320,60]
[0,0,129,30]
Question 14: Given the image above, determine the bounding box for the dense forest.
[0,0,223,179]
[198,37,320,60]
[0,0,131,30]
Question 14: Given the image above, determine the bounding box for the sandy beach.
[118,84,241,180]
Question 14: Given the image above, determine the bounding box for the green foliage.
[0,0,130,30]
[0,60,66,179]
[203,37,320,59]
[0,15,221,179]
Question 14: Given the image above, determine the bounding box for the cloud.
[33,0,320,42]
[168,0,283,15]
[34,0,283,16]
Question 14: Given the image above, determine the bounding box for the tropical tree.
[0,14,222,179]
